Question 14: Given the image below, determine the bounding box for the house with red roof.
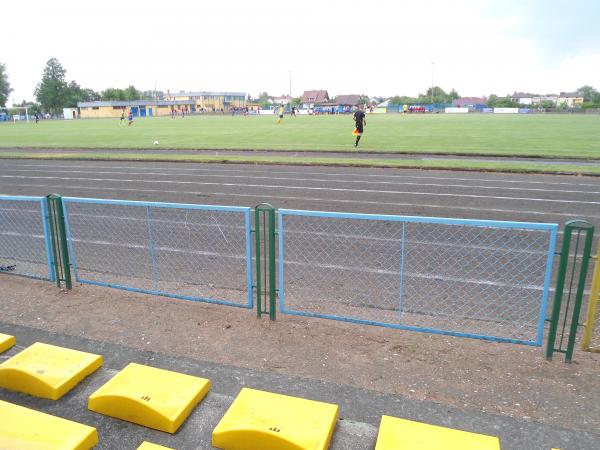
[301,90,329,108]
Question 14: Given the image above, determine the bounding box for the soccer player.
[277,104,284,124]
[353,105,366,148]
[127,110,134,126]
[119,110,125,125]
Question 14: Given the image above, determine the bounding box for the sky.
[2,0,600,103]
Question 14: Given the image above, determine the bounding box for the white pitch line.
[70,237,544,290]
[5,161,600,187]
[282,260,546,291]
[9,182,600,220]
[5,167,600,196]
[2,175,600,206]
[0,230,552,285]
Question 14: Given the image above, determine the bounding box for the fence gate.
[278,209,558,346]
[62,197,253,308]
[545,221,595,361]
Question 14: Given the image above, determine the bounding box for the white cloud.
[2,0,598,103]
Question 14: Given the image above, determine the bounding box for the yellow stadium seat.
[0,333,16,353]
[137,442,174,450]
[0,399,98,450]
[375,415,501,450]
[0,342,102,400]
[88,362,210,433]
[212,387,339,450]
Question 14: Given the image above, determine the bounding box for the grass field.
[1,113,599,158]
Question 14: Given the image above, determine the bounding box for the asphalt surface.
[1,322,598,450]
[1,160,597,314]
[0,159,599,230]
[1,160,600,449]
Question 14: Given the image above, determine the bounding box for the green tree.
[34,58,70,113]
[101,88,126,101]
[420,86,447,104]
[124,85,141,101]
[63,81,99,106]
[256,91,270,103]
[389,95,418,105]
[291,97,302,106]
[487,94,498,107]
[12,99,41,115]
[494,98,520,108]
[576,85,599,102]
[0,63,12,107]
[81,88,100,102]
[101,85,142,101]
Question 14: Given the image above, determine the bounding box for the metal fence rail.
[278,209,558,345]
[62,197,253,308]
[0,195,54,281]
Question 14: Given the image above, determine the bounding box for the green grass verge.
[1,114,600,159]
[1,152,599,175]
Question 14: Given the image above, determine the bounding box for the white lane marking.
[2,175,599,206]
[283,260,546,291]
[3,215,550,255]
[8,182,600,220]
[0,232,542,290]
[4,167,600,196]
[5,162,600,187]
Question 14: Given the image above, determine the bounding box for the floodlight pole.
[430,61,435,108]
[154,81,157,118]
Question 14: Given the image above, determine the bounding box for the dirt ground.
[1,275,599,434]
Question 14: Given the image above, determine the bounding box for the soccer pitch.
[0,113,599,159]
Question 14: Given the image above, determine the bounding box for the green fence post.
[546,220,594,362]
[546,223,572,360]
[268,206,276,321]
[254,206,263,318]
[254,204,276,320]
[46,194,72,290]
[45,195,61,288]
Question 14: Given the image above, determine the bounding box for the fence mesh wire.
[0,197,51,280]
[64,200,251,307]
[279,212,556,344]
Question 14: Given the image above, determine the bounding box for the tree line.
[2,58,600,113]
[0,58,162,114]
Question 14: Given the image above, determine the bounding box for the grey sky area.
[3,0,599,103]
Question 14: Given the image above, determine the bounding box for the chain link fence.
[62,198,252,308]
[0,196,53,280]
[278,209,558,345]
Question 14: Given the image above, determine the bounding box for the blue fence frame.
[0,195,55,281]
[278,209,558,346]
[62,197,253,309]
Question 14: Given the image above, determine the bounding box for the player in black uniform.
[353,106,366,148]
